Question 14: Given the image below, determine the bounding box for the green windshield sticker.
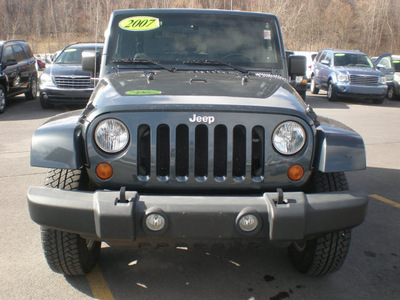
[126,90,162,95]
[335,54,345,57]
[119,16,160,31]
[64,49,77,52]
[393,61,400,63]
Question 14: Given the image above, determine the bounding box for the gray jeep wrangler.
[27,9,367,277]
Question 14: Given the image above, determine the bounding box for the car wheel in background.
[387,86,398,100]
[0,85,6,113]
[327,82,337,101]
[310,75,319,94]
[39,92,54,109]
[25,75,38,100]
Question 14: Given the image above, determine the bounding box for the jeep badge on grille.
[189,114,215,124]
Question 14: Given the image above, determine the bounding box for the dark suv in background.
[310,49,387,104]
[0,40,38,113]
[39,43,103,108]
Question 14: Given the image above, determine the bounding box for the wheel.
[310,75,319,94]
[39,92,54,109]
[0,85,6,114]
[25,75,38,100]
[288,171,351,276]
[327,82,337,101]
[41,169,101,276]
[387,86,398,100]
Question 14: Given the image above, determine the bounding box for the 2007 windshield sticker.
[119,16,160,31]
[126,90,162,95]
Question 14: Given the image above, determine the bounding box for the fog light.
[145,213,166,232]
[238,214,258,232]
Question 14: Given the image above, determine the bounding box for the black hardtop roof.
[111,8,278,20]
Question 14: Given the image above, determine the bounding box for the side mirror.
[321,59,330,66]
[288,55,306,77]
[376,64,385,70]
[82,50,101,76]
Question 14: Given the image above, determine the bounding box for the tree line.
[0,0,399,56]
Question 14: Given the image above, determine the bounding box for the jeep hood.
[88,70,310,120]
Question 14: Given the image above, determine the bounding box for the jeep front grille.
[350,75,378,86]
[136,124,265,182]
[54,76,91,88]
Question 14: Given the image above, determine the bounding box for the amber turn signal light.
[287,164,304,181]
[96,162,113,180]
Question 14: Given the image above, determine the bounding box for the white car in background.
[294,51,318,81]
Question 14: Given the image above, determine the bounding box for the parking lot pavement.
[0,92,399,299]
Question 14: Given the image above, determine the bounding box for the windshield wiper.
[110,58,176,72]
[183,59,248,74]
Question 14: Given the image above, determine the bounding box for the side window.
[326,53,332,65]
[2,46,15,63]
[12,45,28,62]
[319,52,327,62]
[315,52,322,62]
[21,44,33,58]
[380,57,392,69]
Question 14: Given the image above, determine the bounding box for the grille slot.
[232,125,246,180]
[195,125,208,179]
[137,125,151,179]
[157,125,170,178]
[176,125,189,180]
[54,76,91,88]
[252,126,265,179]
[135,123,267,182]
[350,75,378,86]
[214,125,227,179]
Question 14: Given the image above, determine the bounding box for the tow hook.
[117,186,129,203]
[275,188,285,205]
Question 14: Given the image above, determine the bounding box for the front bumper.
[27,187,368,243]
[39,87,93,104]
[334,83,387,99]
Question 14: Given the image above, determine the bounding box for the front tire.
[0,85,6,114]
[310,75,319,94]
[41,169,101,276]
[25,75,38,100]
[288,171,351,276]
[327,82,337,101]
[387,86,398,100]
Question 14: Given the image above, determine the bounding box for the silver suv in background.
[39,43,103,108]
[374,54,400,100]
[310,49,387,104]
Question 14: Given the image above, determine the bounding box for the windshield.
[55,46,103,64]
[333,53,373,68]
[106,12,283,71]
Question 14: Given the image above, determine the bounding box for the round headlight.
[95,119,129,153]
[272,121,306,155]
[337,73,349,82]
